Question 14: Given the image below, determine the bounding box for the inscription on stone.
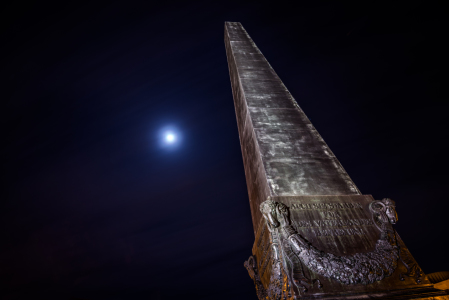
[293,219,373,228]
[288,201,374,237]
[313,227,366,236]
[321,211,342,219]
[290,202,363,210]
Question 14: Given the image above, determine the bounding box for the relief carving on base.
[245,197,423,298]
[260,198,401,287]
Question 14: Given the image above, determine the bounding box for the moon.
[165,133,176,143]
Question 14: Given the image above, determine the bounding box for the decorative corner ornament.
[244,237,286,300]
[244,256,269,300]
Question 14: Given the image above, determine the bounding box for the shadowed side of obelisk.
[225,22,359,234]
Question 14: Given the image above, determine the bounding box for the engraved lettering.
[290,202,364,210]
[313,228,366,236]
[302,218,373,227]
[293,220,312,227]
[321,211,342,219]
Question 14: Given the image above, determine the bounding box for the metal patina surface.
[226,22,448,300]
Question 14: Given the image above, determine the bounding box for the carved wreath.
[259,198,400,286]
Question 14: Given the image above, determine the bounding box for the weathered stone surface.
[227,22,448,300]
[225,22,359,234]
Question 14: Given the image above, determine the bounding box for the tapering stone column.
[225,22,448,300]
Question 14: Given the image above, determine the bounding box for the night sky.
[2,1,448,299]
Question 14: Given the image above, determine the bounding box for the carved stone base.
[245,195,449,300]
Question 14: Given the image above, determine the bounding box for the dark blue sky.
[2,1,448,299]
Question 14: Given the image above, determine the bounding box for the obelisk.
[225,22,448,300]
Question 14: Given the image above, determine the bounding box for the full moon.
[165,133,175,143]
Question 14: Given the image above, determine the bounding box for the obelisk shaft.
[227,22,448,300]
[225,22,359,234]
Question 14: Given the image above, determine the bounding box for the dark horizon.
[2,1,448,299]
